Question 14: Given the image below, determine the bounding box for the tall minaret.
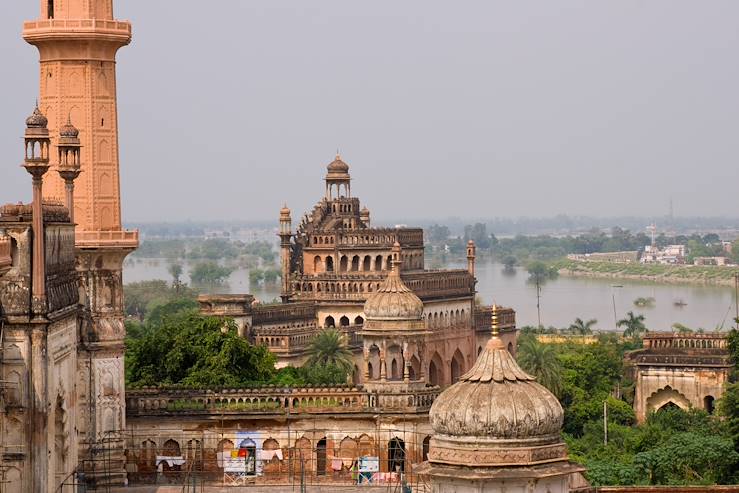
[279,205,292,302]
[23,0,136,486]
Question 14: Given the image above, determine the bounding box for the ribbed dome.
[327,154,349,173]
[363,243,423,321]
[59,118,79,138]
[26,105,48,129]
[429,335,563,439]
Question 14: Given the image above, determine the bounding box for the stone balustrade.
[403,270,475,300]
[126,385,441,417]
[253,302,316,324]
[292,270,475,302]
[643,331,728,350]
[23,18,132,36]
[75,229,139,248]
[475,305,517,333]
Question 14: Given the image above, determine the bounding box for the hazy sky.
[2,1,738,223]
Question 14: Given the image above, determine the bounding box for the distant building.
[567,251,639,263]
[693,256,730,266]
[626,332,733,423]
[641,244,686,264]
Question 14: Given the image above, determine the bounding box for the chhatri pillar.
[56,117,82,223]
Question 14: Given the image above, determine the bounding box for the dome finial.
[491,303,500,337]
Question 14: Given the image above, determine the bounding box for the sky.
[1,1,738,224]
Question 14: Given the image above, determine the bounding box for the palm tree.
[516,337,563,397]
[617,311,647,339]
[305,329,354,373]
[568,317,597,336]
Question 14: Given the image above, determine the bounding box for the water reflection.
[124,258,736,331]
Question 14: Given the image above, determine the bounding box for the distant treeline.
[427,223,738,264]
[133,238,276,263]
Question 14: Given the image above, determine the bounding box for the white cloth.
[258,449,283,461]
[155,455,186,468]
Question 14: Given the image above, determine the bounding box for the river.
[123,257,737,332]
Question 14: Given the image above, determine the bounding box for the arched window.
[325,316,335,328]
[340,316,350,327]
[388,438,405,473]
[354,315,364,326]
[313,255,323,273]
[363,256,371,271]
[351,255,360,271]
[325,256,334,272]
[704,395,715,414]
[451,349,465,384]
[340,255,348,272]
[316,437,327,476]
[422,436,431,462]
[375,255,383,271]
[48,0,54,19]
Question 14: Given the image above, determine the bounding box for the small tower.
[466,240,476,277]
[279,204,292,303]
[22,104,51,316]
[325,154,351,199]
[57,117,82,223]
[361,242,429,391]
[360,206,371,227]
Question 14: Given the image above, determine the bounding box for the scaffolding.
[110,427,431,492]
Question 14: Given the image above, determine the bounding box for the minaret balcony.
[75,229,138,249]
[23,18,131,43]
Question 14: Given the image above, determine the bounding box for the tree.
[502,255,517,273]
[634,432,739,484]
[517,337,563,397]
[123,279,198,321]
[189,261,233,285]
[167,262,183,285]
[126,304,276,387]
[305,329,354,374]
[617,311,647,340]
[569,318,597,336]
[526,260,557,283]
[719,382,739,453]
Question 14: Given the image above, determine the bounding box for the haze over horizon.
[2,1,738,223]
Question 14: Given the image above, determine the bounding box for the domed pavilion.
[418,305,586,492]
[360,242,430,392]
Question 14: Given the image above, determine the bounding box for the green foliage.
[719,382,739,452]
[633,297,655,307]
[617,311,647,340]
[270,363,349,387]
[517,336,563,397]
[123,279,198,320]
[568,317,597,335]
[167,262,183,283]
[634,432,738,484]
[189,261,233,285]
[126,303,276,388]
[306,329,354,374]
[526,260,559,283]
[556,259,739,284]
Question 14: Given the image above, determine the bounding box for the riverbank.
[554,259,739,287]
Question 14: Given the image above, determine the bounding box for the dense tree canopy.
[126,307,277,388]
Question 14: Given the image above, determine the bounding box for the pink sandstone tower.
[23,0,137,485]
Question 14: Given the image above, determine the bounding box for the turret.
[56,117,82,223]
[22,104,51,316]
[325,154,351,199]
[360,206,370,227]
[279,204,292,302]
[466,240,476,277]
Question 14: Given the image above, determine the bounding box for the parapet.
[198,294,254,317]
